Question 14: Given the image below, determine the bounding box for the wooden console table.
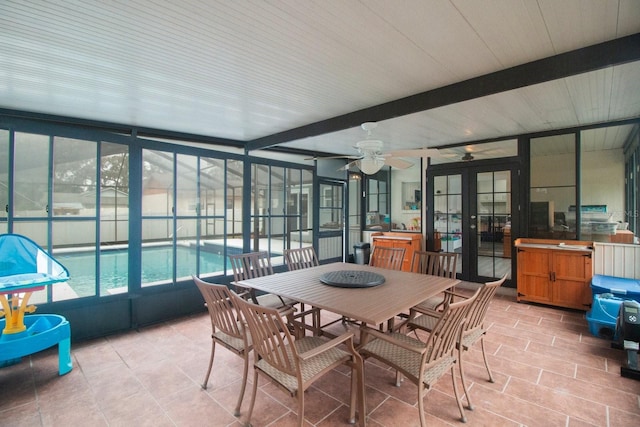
[515,238,593,311]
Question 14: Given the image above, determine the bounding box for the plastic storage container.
[590,275,640,302]
[586,293,624,340]
[353,242,371,265]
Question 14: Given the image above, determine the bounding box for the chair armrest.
[409,305,440,317]
[279,306,297,317]
[444,289,470,300]
[359,326,426,355]
[235,289,252,300]
[297,332,356,360]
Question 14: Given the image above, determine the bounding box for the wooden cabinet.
[515,238,593,311]
[371,232,422,272]
[608,230,634,244]
[503,227,511,258]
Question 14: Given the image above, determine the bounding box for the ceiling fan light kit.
[358,157,385,174]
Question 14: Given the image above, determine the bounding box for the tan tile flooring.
[1,284,639,426]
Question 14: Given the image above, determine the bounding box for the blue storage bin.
[586,293,624,340]
[590,275,640,302]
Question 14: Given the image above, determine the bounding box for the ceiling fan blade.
[304,154,358,161]
[387,148,441,158]
[384,157,414,169]
[336,159,359,171]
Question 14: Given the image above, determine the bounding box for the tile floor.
[1,283,639,427]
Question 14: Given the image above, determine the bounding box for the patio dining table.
[236,261,459,329]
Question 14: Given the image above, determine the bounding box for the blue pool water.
[56,246,226,296]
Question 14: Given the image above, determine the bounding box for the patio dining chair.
[406,274,507,410]
[229,291,366,427]
[229,251,295,310]
[358,289,479,426]
[409,250,458,313]
[284,246,319,271]
[192,276,251,417]
[369,246,405,271]
[284,247,323,335]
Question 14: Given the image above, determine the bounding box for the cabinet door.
[551,251,592,310]
[517,248,552,302]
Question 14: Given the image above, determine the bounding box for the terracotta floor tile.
[162,388,237,427]
[471,383,569,426]
[539,370,640,415]
[505,376,608,425]
[2,287,639,426]
[496,343,578,377]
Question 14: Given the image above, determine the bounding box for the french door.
[317,178,346,263]
[427,162,519,284]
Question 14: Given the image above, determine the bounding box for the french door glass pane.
[477,171,511,279]
[433,174,462,273]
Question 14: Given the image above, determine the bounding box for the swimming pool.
[56,245,227,297]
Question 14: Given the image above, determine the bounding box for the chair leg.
[234,350,250,417]
[417,384,427,427]
[245,370,259,427]
[395,370,403,387]
[451,365,467,423]
[458,346,473,410]
[480,337,495,383]
[349,354,366,426]
[202,339,216,389]
[312,307,321,336]
[348,365,357,424]
[297,387,305,427]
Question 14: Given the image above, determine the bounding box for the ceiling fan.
[461,152,474,161]
[310,122,420,175]
[434,144,510,162]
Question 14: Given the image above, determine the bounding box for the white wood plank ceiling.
[1,0,639,158]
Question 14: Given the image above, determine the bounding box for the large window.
[390,162,422,232]
[529,125,634,242]
[625,126,640,235]
[529,133,576,239]
[250,163,313,264]
[3,133,130,301]
[141,150,245,287]
[0,124,266,303]
[580,125,633,241]
[364,169,390,231]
